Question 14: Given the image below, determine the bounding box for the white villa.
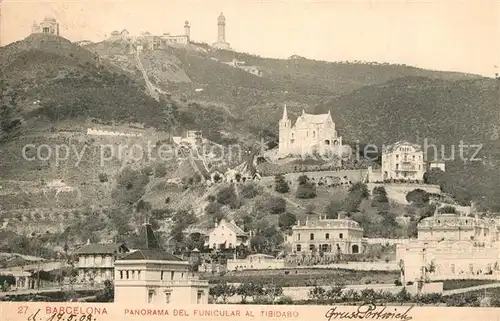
[381,141,425,182]
[278,105,343,158]
[207,219,249,249]
[288,216,366,255]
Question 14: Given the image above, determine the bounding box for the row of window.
[297,233,344,241]
[147,289,204,304]
[118,270,141,280]
[295,244,360,253]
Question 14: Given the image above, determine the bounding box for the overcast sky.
[2,0,499,77]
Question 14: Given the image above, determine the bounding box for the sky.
[1,0,499,77]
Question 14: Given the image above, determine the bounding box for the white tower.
[217,13,226,43]
[184,21,190,41]
[278,105,291,157]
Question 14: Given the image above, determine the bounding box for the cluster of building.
[74,223,209,305]
[397,205,500,283]
[277,105,445,182]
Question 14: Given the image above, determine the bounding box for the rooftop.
[75,243,128,255]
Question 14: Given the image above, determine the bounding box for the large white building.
[278,106,343,158]
[397,209,500,283]
[288,216,366,255]
[381,141,425,182]
[114,223,209,305]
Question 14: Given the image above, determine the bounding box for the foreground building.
[75,242,129,283]
[278,105,343,158]
[289,216,366,255]
[114,223,209,305]
[381,141,425,182]
[397,209,500,283]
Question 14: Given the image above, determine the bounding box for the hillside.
[315,76,500,147]
[86,40,484,140]
[0,34,177,142]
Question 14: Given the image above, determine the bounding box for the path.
[442,282,500,296]
[134,50,159,101]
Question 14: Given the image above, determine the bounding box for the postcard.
[1,0,499,320]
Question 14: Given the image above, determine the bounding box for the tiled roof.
[221,219,247,236]
[75,243,128,255]
[301,113,330,124]
[117,249,184,261]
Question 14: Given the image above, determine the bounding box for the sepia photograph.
[0,0,499,320]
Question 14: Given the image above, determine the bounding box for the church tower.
[278,105,291,157]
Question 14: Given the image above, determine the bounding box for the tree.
[325,200,343,218]
[349,182,369,199]
[264,196,286,214]
[308,286,327,301]
[296,176,317,199]
[210,281,236,303]
[216,185,240,209]
[236,281,263,303]
[274,174,289,193]
[423,168,444,185]
[278,212,297,230]
[326,283,345,301]
[371,186,389,208]
[406,189,430,207]
[264,283,283,302]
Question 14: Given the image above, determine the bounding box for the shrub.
[98,173,108,183]
[296,183,317,199]
[274,174,289,193]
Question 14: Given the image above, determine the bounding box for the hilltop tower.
[278,105,291,157]
[184,21,190,41]
[217,13,226,43]
[212,12,231,50]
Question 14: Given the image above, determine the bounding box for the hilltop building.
[75,242,129,283]
[288,216,366,255]
[278,105,343,158]
[114,223,209,305]
[381,141,425,182]
[107,21,190,48]
[212,13,231,50]
[31,16,59,36]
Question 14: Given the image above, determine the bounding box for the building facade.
[289,217,366,255]
[212,13,231,50]
[397,211,500,283]
[114,224,209,305]
[278,106,343,158]
[381,141,425,182]
[74,242,129,283]
[32,16,59,36]
[207,219,249,249]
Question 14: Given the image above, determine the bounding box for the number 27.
[18,306,28,314]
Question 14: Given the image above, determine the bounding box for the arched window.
[310,233,314,240]
[352,244,359,254]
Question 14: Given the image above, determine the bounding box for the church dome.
[185,20,189,26]
[218,12,226,22]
